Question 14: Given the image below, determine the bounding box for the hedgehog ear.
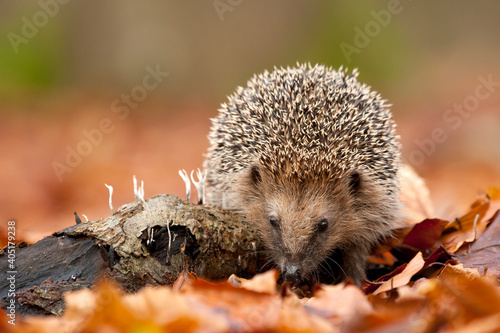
[348,171,362,194]
[250,164,263,185]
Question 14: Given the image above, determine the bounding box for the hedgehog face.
[239,163,376,284]
[262,193,346,284]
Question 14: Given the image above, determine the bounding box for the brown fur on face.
[235,163,400,285]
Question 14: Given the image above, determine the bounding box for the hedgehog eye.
[269,216,280,229]
[317,218,328,232]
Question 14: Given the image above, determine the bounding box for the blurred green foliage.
[305,1,412,83]
[0,9,64,93]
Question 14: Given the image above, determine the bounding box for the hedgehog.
[204,64,401,285]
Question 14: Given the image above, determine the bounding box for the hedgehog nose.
[283,264,302,284]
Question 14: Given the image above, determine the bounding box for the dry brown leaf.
[405,265,500,332]
[181,277,336,332]
[445,194,490,231]
[229,269,279,294]
[278,303,336,333]
[348,297,426,333]
[122,285,228,332]
[488,187,500,200]
[172,270,198,292]
[456,246,500,278]
[456,210,500,276]
[402,218,449,251]
[306,283,373,329]
[454,211,500,276]
[15,280,229,333]
[394,283,427,303]
[439,263,481,279]
[445,313,500,333]
[373,252,425,295]
[436,264,500,320]
[180,278,284,331]
[439,194,491,252]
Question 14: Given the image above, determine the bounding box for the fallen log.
[0,194,266,316]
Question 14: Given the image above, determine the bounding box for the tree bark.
[0,194,266,316]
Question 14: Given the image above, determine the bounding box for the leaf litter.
[5,181,500,333]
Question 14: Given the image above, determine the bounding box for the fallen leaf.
[487,187,500,200]
[402,218,449,251]
[445,194,490,231]
[349,297,426,333]
[439,263,481,279]
[437,264,500,319]
[454,210,500,276]
[278,303,336,333]
[467,210,500,251]
[439,194,491,252]
[367,251,395,266]
[16,279,229,333]
[373,252,425,295]
[365,248,447,296]
[122,285,228,332]
[407,264,500,331]
[229,269,278,294]
[180,278,283,331]
[306,283,373,329]
[172,270,198,292]
[447,313,500,333]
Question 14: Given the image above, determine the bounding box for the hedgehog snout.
[282,263,302,284]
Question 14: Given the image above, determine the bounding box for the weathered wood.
[0,194,266,316]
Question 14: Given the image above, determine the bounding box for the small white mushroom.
[190,168,207,204]
[178,169,191,202]
[104,184,114,213]
[133,175,145,201]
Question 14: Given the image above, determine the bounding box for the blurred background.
[1,1,499,243]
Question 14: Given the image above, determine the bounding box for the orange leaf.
[368,252,395,266]
[487,187,500,201]
[440,194,491,252]
[306,283,373,328]
[373,252,425,295]
[229,269,279,294]
[445,194,490,231]
[172,270,197,292]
